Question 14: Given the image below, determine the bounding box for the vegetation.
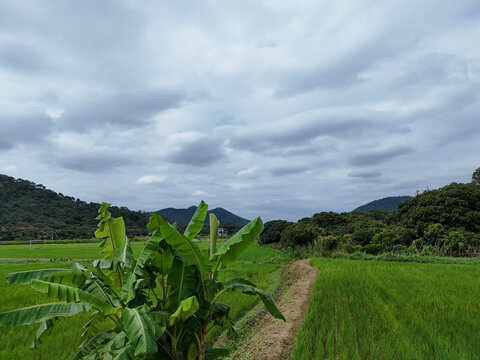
[0,243,281,360]
[0,174,148,241]
[258,220,292,245]
[0,201,284,359]
[265,182,480,257]
[293,258,480,360]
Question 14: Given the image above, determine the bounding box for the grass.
[0,241,282,359]
[292,258,480,360]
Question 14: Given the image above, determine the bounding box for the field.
[293,258,480,360]
[0,242,282,360]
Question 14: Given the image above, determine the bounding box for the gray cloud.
[270,164,311,176]
[163,133,226,167]
[56,154,133,173]
[349,146,415,166]
[60,89,185,131]
[0,44,49,73]
[348,170,383,179]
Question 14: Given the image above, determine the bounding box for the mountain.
[0,174,148,241]
[155,206,250,227]
[353,196,412,212]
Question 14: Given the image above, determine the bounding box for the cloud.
[349,146,415,166]
[0,44,49,73]
[56,154,131,173]
[60,89,185,132]
[348,170,383,179]
[136,175,167,184]
[0,0,479,222]
[163,132,225,166]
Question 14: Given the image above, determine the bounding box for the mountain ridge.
[353,196,412,212]
[155,206,250,226]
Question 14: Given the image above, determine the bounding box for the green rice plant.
[293,258,480,360]
[0,201,284,360]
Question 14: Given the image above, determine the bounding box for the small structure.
[29,239,46,250]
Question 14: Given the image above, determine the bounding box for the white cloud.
[136,175,167,185]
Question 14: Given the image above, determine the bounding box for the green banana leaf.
[31,280,115,314]
[169,296,199,326]
[0,303,88,326]
[116,236,134,268]
[183,200,208,241]
[6,268,67,285]
[225,278,285,321]
[211,217,264,268]
[31,319,54,349]
[122,306,158,357]
[154,214,210,277]
[167,258,199,310]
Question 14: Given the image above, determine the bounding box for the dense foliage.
[0,174,148,241]
[0,201,283,359]
[258,220,292,244]
[271,182,480,257]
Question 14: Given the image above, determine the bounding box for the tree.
[258,220,292,244]
[472,167,480,185]
[0,201,284,359]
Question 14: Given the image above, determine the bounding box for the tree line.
[260,169,480,257]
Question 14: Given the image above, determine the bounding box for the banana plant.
[0,201,284,359]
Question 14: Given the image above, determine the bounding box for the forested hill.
[0,174,148,241]
[155,206,250,227]
[353,196,412,212]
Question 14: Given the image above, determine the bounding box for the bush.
[280,221,322,248]
[258,220,292,244]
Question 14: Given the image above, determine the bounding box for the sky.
[0,0,479,221]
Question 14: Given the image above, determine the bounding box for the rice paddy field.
[292,258,480,360]
[0,242,281,360]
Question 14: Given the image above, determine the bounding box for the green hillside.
[155,206,249,227]
[353,196,412,212]
[0,174,148,241]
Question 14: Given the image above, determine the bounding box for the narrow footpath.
[231,259,319,360]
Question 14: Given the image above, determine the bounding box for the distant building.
[218,228,227,236]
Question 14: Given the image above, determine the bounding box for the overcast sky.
[0,0,479,221]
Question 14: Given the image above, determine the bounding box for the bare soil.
[231,259,319,360]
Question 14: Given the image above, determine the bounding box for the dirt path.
[231,259,319,360]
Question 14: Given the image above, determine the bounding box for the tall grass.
[293,258,480,360]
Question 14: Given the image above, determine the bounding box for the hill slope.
[353,196,412,212]
[0,174,148,241]
[155,206,250,227]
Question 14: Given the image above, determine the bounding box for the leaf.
[211,218,264,269]
[117,236,134,268]
[112,345,135,360]
[31,280,115,314]
[120,271,137,304]
[209,213,220,257]
[0,303,88,327]
[167,258,199,310]
[155,214,210,277]
[224,278,285,321]
[95,203,126,260]
[6,269,66,285]
[122,306,157,357]
[31,319,54,349]
[169,296,199,326]
[134,230,163,277]
[184,200,208,241]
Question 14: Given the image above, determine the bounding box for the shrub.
[258,220,292,245]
